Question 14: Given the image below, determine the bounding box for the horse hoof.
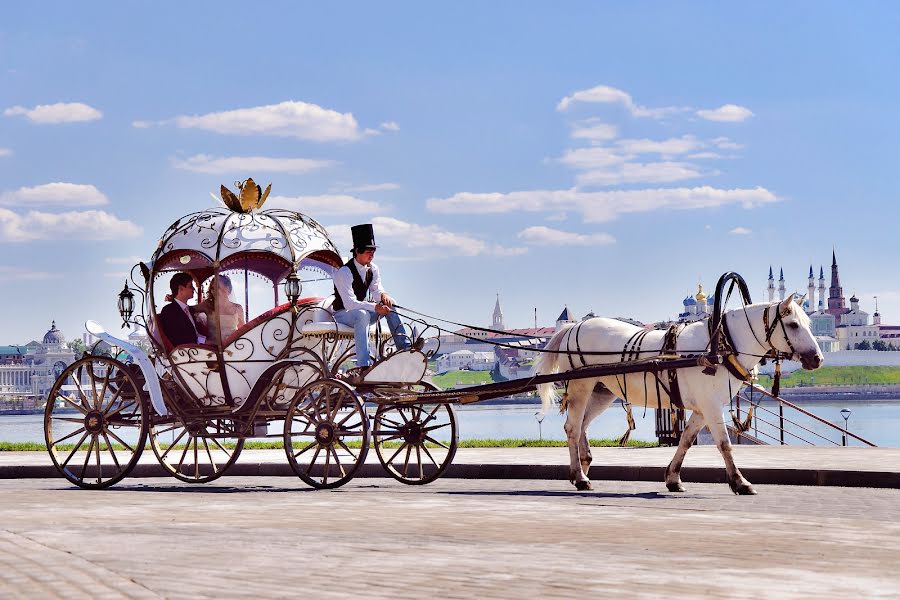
[575,481,593,491]
[736,484,757,496]
[666,482,685,493]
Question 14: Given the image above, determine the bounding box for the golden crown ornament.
[220,177,272,213]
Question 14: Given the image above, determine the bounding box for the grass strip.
[4,437,657,452]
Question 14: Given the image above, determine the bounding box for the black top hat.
[350,223,377,251]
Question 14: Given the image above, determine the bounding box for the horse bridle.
[727,302,799,363]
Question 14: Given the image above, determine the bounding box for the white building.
[0,321,76,400]
[435,350,494,374]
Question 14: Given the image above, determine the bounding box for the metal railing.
[731,383,877,447]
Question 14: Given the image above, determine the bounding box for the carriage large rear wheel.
[372,383,459,485]
[284,379,369,489]
[149,418,245,483]
[44,356,148,489]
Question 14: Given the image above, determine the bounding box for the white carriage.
[44,179,458,489]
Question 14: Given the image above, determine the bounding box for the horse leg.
[664,411,705,492]
[578,384,616,487]
[563,381,592,490]
[706,410,757,495]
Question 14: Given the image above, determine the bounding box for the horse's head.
[765,295,824,370]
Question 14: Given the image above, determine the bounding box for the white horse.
[536,295,823,495]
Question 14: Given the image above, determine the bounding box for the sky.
[1,2,899,344]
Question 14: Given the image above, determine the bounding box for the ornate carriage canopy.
[149,207,343,283]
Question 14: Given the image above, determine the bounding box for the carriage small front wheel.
[372,383,459,485]
[284,378,369,489]
[149,418,245,483]
[44,356,148,489]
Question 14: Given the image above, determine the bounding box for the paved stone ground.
[1,477,899,599]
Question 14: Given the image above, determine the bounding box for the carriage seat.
[300,296,390,340]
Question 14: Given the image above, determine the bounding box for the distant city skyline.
[1,3,899,342]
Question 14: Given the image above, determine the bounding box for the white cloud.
[4,102,102,124]
[0,266,54,282]
[380,121,400,131]
[268,194,384,216]
[576,162,704,187]
[131,120,152,129]
[171,154,336,175]
[712,136,744,150]
[0,209,142,242]
[518,226,615,246]
[0,183,108,207]
[339,182,401,193]
[427,186,778,223]
[326,217,526,259]
[729,227,752,235]
[616,135,702,156]
[559,146,628,170]
[557,85,688,118]
[697,104,754,122]
[687,152,725,160]
[570,119,618,141]
[168,100,369,141]
[0,148,11,157]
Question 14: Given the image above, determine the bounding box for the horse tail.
[536,324,575,416]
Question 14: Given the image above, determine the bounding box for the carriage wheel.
[149,418,244,483]
[44,356,148,489]
[284,379,369,489]
[372,383,459,485]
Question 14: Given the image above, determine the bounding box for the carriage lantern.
[284,270,302,310]
[117,280,135,328]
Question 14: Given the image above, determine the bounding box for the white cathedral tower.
[492,294,505,331]
[767,266,775,302]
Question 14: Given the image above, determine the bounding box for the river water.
[6,398,897,447]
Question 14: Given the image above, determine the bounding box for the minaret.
[874,296,882,326]
[492,293,505,331]
[818,266,826,312]
[778,267,786,302]
[767,266,775,302]
[827,249,846,317]
[807,265,815,313]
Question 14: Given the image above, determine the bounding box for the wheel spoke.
[105,400,138,421]
[385,441,409,466]
[105,429,135,454]
[305,446,322,475]
[60,431,90,467]
[72,376,93,412]
[58,395,89,415]
[423,435,450,450]
[79,435,96,482]
[293,440,318,459]
[336,439,359,463]
[51,426,87,447]
[159,428,189,462]
[55,417,87,424]
[329,446,347,478]
[209,436,232,457]
[193,438,200,479]
[94,434,104,484]
[376,416,406,429]
[401,444,413,478]
[96,366,113,412]
[416,445,424,480]
[175,436,192,473]
[100,431,121,469]
[329,389,346,420]
[322,445,332,485]
[423,421,452,433]
[88,364,100,410]
[202,438,218,475]
[421,444,440,469]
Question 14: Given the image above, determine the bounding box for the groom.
[159,272,207,346]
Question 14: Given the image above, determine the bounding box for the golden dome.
[695,284,707,302]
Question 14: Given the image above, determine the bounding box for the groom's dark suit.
[159,301,200,346]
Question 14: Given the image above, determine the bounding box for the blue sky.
[1,2,899,343]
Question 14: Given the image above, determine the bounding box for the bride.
[196,275,245,346]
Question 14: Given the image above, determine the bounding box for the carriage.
[44,178,823,495]
[44,179,460,489]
